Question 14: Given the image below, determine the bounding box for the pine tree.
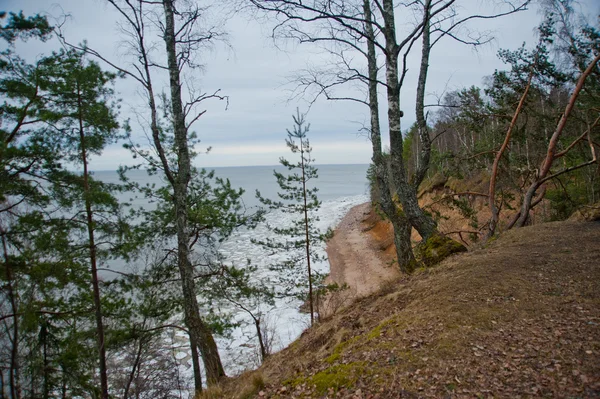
[256,109,325,326]
[1,21,132,395]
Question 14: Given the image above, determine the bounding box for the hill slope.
[218,220,600,398]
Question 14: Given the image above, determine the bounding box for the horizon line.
[90,162,370,172]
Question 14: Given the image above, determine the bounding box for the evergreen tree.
[256,109,325,326]
[1,17,133,396]
[39,48,127,399]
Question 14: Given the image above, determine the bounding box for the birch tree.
[248,0,526,269]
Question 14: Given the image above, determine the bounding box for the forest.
[0,0,598,398]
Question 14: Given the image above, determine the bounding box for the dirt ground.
[322,203,400,316]
[219,215,600,399]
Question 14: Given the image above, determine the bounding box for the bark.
[364,0,414,272]
[514,53,600,227]
[162,0,225,386]
[254,318,268,362]
[1,232,19,399]
[381,0,437,241]
[42,324,49,399]
[77,80,109,399]
[413,0,433,188]
[299,137,315,325]
[487,72,533,239]
[189,335,202,393]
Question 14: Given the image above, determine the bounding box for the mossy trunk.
[389,212,416,273]
[364,0,415,272]
[416,232,467,267]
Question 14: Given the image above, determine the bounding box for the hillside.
[215,216,600,398]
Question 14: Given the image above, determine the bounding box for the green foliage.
[0,22,138,397]
[0,11,52,44]
[255,109,325,322]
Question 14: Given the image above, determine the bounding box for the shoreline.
[322,202,400,316]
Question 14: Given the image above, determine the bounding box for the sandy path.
[322,202,400,315]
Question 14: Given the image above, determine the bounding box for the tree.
[161,1,226,386]
[471,4,600,233]
[256,109,324,325]
[513,53,599,227]
[415,0,599,238]
[248,0,526,269]
[40,48,126,399]
[60,0,230,389]
[510,3,600,227]
[1,14,134,398]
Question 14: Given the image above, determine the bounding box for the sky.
[3,0,599,169]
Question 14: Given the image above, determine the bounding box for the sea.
[95,164,370,385]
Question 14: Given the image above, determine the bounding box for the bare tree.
[248,0,527,269]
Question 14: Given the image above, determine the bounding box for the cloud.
[9,0,593,169]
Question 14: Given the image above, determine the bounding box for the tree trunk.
[42,324,49,399]
[189,335,202,394]
[1,232,20,399]
[381,0,437,241]
[254,317,268,362]
[299,137,314,325]
[364,0,415,272]
[413,0,433,188]
[514,53,600,227]
[162,0,225,386]
[487,72,533,238]
[77,81,109,399]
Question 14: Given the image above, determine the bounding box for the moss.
[416,233,467,266]
[285,363,366,394]
[367,324,383,340]
[325,335,360,364]
[309,362,366,394]
[405,258,420,274]
[366,316,402,340]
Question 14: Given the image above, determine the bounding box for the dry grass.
[217,220,600,398]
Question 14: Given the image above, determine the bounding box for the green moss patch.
[309,362,366,394]
[416,233,467,266]
[325,335,360,364]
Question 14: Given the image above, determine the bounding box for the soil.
[322,203,400,315]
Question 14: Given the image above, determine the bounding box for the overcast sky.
[4,0,599,169]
